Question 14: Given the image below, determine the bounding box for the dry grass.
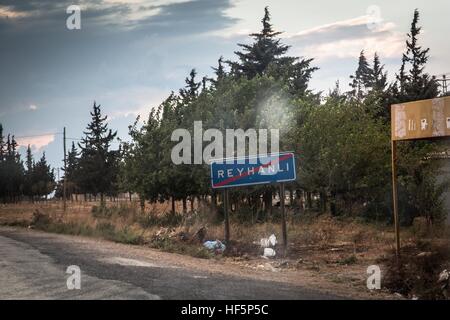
[1,200,449,299]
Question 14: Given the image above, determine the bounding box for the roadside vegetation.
[1,8,449,299]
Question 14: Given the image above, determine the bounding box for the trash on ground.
[438,269,449,283]
[192,226,207,243]
[263,247,276,258]
[203,240,226,254]
[256,263,278,272]
[438,269,449,299]
[260,234,277,248]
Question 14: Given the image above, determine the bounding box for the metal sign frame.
[210,152,296,189]
[391,96,450,258]
[209,152,297,254]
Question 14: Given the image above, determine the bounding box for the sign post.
[280,182,287,255]
[223,189,230,243]
[391,96,450,258]
[391,140,400,258]
[210,152,296,248]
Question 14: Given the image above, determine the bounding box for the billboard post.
[391,96,450,258]
[210,152,296,250]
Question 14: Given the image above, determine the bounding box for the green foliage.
[295,98,391,216]
[1,8,446,231]
[77,102,120,202]
[338,254,358,265]
[396,9,439,102]
[91,203,137,219]
[383,240,450,299]
[138,210,184,228]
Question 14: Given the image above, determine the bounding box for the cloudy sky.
[0,0,449,171]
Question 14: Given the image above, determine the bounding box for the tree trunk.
[319,192,327,212]
[212,193,217,210]
[182,198,187,214]
[100,193,105,207]
[263,190,272,216]
[171,197,176,213]
[306,192,312,209]
[139,195,145,214]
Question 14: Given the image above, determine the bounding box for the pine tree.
[32,152,55,200]
[0,124,5,201]
[0,124,4,161]
[396,55,408,96]
[78,102,119,204]
[212,56,226,84]
[228,7,317,95]
[26,145,33,173]
[229,6,289,78]
[397,9,439,101]
[64,142,79,199]
[371,53,387,92]
[23,145,34,200]
[1,134,25,202]
[349,50,373,98]
[179,69,201,102]
[363,53,391,120]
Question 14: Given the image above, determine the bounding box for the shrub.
[383,240,450,299]
[95,222,142,244]
[138,211,184,228]
[30,210,51,229]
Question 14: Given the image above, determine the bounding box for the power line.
[13,132,63,139]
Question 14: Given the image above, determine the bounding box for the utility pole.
[63,127,67,213]
[391,140,400,259]
[437,74,448,96]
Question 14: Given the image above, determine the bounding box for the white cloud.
[286,15,404,62]
[0,5,31,19]
[15,134,55,151]
[81,0,191,27]
[96,86,170,121]
[29,104,38,111]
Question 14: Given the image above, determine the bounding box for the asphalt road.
[0,227,342,300]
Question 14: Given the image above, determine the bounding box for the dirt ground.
[0,200,446,299]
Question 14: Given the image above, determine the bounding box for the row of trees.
[1,8,446,224]
[0,124,55,203]
[54,103,121,204]
[113,8,447,223]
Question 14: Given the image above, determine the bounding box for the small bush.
[94,222,142,244]
[338,255,358,265]
[383,241,450,299]
[149,235,212,259]
[92,205,111,218]
[92,203,137,219]
[138,211,183,228]
[95,222,117,238]
[30,210,51,229]
[112,226,143,244]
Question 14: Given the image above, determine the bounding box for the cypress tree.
[397,9,439,101]
[349,50,373,99]
[78,102,119,205]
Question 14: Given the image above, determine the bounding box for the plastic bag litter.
[203,240,226,253]
[260,234,277,248]
[263,248,276,257]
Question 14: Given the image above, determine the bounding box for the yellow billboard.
[391,96,450,141]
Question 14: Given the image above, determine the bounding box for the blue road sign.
[210,152,296,189]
